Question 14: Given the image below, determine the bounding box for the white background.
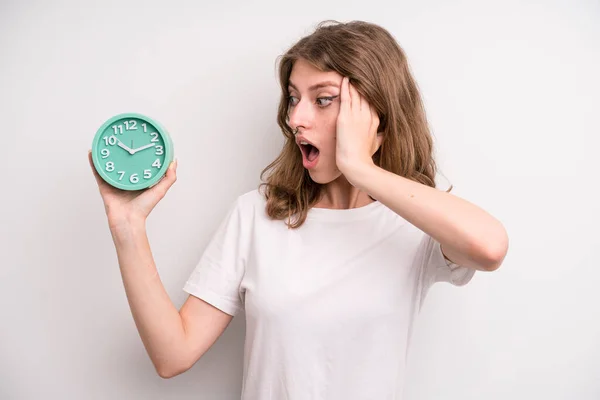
[1,0,599,399]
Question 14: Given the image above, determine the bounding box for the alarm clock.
[91,113,174,191]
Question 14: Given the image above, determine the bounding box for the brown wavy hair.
[259,20,450,228]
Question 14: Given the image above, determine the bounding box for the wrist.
[108,214,146,238]
[342,160,379,191]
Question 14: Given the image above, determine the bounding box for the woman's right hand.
[87,150,178,231]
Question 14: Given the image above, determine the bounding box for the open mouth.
[299,141,320,162]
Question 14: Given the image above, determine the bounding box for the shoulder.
[225,188,269,223]
[233,188,266,210]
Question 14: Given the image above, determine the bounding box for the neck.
[314,175,375,209]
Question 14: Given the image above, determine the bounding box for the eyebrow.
[288,80,339,92]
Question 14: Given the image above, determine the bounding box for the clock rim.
[91,112,174,191]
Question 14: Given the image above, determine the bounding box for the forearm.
[350,164,508,271]
[110,220,189,375]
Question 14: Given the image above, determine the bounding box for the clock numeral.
[112,121,138,134]
[130,173,139,183]
[155,145,164,155]
[142,123,147,133]
[103,135,117,146]
[101,149,110,158]
[117,171,125,180]
[150,132,159,142]
[105,161,115,172]
[124,120,137,131]
[144,169,152,179]
[152,159,162,168]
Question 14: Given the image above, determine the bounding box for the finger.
[340,77,350,112]
[348,79,356,111]
[88,150,106,188]
[357,87,363,111]
[348,81,361,111]
[148,159,178,200]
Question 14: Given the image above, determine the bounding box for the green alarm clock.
[91,113,174,191]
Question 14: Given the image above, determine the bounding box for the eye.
[288,96,299,106]
[316,96,338,107]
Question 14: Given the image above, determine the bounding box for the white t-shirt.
[183,189,475,399]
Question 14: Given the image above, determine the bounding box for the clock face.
[91,113,173,190]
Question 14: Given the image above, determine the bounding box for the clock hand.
[116,139,134,155]
[131,143,156,154]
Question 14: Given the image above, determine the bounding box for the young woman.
[89,20,508,400]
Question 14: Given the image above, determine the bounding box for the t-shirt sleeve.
[183,197,248,316]
[419,233,476,289]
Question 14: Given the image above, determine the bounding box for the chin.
[307,168,342,185]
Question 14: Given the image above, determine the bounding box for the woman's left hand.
[335,77,381,180]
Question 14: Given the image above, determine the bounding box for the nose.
[287,98,314,132]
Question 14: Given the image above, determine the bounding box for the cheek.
[321,108,339,152]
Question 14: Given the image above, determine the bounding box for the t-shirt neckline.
[306,200,383,222]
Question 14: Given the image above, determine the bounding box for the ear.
[376,131,384,148]
[371,131,384,156]
[371,106,384,152]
